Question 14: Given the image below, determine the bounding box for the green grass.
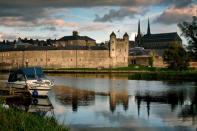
[0,103,68,131]
[43,64,157,71]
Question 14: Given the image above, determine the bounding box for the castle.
[0,31,129,70]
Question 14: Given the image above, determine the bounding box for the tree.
[178,16,197,60]
[164,44,189,71]
[149,57,154,67]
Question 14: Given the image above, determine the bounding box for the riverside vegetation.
[43,64,197,81]
[0,97,69,131]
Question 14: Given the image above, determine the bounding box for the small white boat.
[7,67,54,96]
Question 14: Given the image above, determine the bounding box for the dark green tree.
[164,44,189,71]
[178,16,197,60]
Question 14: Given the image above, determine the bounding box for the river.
[1,73,197,131]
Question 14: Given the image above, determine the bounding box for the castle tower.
[123,33,129,56]
[110,32,116,58]
[147,18,151,35]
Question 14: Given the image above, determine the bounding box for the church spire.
[147,18,151,35]
[138,20,141,35]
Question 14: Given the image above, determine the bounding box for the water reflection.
[1,73,197,130]
[5,96,53,116]
[53,81,197,128]
[54,86,96,112]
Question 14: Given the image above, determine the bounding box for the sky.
[0,0,196,44]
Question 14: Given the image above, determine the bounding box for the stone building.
[55,31,96,47]
[0,32,129,70]
[131,18,182,67]
[129,48,166,67]
[135,19,182,49]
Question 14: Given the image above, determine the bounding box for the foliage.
[164,44,189,71]
[149,57,154,67]
[0,107,68,131]
[129,71,197,81]
[178,16,197,60]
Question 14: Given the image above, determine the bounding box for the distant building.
[55,31,96,47]
[135,19,182,49]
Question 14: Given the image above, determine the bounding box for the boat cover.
[8,67,45,82]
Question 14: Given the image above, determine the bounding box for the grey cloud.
[154,5,196,25]
[162,0,193,8]
[78,23,112,32]
[42,26,57,31]
[94,7,146,22]
[0,33,18,40]
[0,0,194,8]
[0,0,195,28]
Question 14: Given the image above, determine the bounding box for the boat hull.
[7,83,52,96]
[29,87,51,96]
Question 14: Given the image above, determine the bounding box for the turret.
[123,33,129,40]
[110,32,116,38]
[110,32,116,58]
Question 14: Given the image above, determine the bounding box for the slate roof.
[129,41,135,48]
[0,45,108,52]
[143,32,182,43]
[58,35,95,41]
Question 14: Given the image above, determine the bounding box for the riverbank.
[1,65,197,81]
[0,97,68,131]
[129,71,197,81]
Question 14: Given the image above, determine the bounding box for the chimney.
[73,31,78,36]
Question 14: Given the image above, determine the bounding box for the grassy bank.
[43,65,197,81]
[43,65,196,72]
[43,65,156,72]
[129,71,197,81]
[0,102,68,131]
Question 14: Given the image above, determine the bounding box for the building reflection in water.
[54,86,96,112]
[135,86,197,125]
[109,87,129,112]
[54,82,197,126]
[54,85,129,113]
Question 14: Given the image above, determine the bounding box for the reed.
[0,103,68,131]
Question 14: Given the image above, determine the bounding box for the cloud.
[154,5,197,25]
[94,7,146,22]
[0,0,195,9]
[0,32,19,41]
[78,23,112,32]
[0,16,79,28]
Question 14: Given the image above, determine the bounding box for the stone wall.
[0,33,129,70]
[128,55,166,67]
[0,49,129,70]
[128,56,150,66]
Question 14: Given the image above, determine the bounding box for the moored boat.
[7,67,54,97]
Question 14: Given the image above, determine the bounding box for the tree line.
[164,15,197,71]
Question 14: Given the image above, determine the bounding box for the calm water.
[1,73,197,131]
